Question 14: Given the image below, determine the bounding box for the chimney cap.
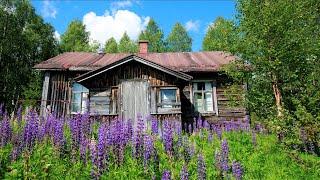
[139,40,149,43]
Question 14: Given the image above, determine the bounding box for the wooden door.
[121,80,150,123]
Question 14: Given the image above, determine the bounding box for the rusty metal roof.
[34,51,236,72]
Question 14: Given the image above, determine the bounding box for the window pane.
[197,82,205,91]
[72,83,89,92]
[161,89,176,108]
[72,93,81,112]
[204,92,213,112]
[90,91,110,115]
[194,92,203,112]
[193,83,197,91]
[72,103,81,113]
[81,92,89,113]
[72,93,81,103]
[205,82,212,90]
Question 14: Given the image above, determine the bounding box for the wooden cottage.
[34,41,246,125]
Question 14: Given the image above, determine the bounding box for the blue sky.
[31,0,236,51]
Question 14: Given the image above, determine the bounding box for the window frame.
[192,80,217,114]
[89,89,111,115]
[158,87,179,109]
[71,83,89,114]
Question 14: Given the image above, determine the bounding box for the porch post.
[40,71,50,117]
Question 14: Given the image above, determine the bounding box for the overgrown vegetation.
[204,0,320,155]
[0,111,319,179]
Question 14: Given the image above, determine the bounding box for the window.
[71,83,89,113]
[193,82,214,113]
[159,88,177,108]
[89,91,110,115]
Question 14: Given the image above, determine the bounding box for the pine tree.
[166,23,192,52]
[118,32,137,53]
[139,19,166,52]
[104,37,118,53]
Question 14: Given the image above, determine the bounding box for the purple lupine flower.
[203,120,210,130]
[214,149,221,171]
[162,120,173,154]
[252,130,257,147]
[69,115,81,148]
[90,139,99,179]
[37,123,46,142]
[174,120,182,135]
[197,153,206,180]
[97,123,107,173]
[162,170,171,180]
[0,114,12,147]
[197,116,202,129]
[143,134,154,166]
[151,116,158,135]
[53,120,65,151]
[23,110,39,151]
[180,164,189,180]
[133,114,145,158]
[215,126,222,140]
[232,161,243,180]
[221,139,229,172]
[80,133,88,163]
[126,119,133,142]
[182,136,191,163]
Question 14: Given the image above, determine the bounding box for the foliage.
[139,18,166,52]
[1,111,319,179]
[202,17,238,52]
[0,0,58,111]
[235,0,320,151]
[60,20,98,52]
[118,32,138,53]
[166,23,192,52]
[104,37,118,53]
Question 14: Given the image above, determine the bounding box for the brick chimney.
[139,40,149,54]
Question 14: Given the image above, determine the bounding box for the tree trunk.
[272,82,283,117]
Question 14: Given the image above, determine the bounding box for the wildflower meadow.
[0,108,319,179]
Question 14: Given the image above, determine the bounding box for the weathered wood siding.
[80,61,185,120]
[45,71,82,117]
[121,80,149,122]
[42,65,246,123]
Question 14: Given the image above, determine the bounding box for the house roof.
[33,51,236,72]
[74,55,193,82]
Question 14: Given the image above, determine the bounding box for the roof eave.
[75,55,193,83]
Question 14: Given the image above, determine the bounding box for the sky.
[31,0,236,51]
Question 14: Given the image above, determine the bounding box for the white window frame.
[192,80,218,115]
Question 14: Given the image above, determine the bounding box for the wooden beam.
[213,81,219,116]
[40,72,50,117]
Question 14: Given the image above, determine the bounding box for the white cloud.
[54,31,60,41]
[185,20,200,32]
[83,10,150,45]
[41,0,57,18]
